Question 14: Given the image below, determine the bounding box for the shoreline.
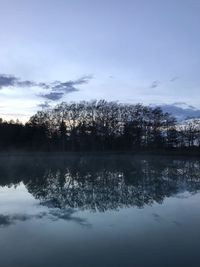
[0,149,199,158]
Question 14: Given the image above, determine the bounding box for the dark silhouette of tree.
[0,100,199,152]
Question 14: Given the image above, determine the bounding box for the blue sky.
[0,0,200,121]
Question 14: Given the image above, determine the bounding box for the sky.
[0,0,200,121]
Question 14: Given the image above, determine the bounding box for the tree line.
[0,100,200,151]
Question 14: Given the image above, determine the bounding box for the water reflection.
[1,155,200,267]
[0,209,90,228]
[0,155,200,211]
[0,213,45,227]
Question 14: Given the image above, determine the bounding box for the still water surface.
[0,154,200,267]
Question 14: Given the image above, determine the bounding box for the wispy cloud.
[39,75,92,101]
[37,101,51,109]
[0,74,38,89]
[0,74,48,89]
[40,92,64,101]
[0,74,17,88]
[0,208,90,227]
[150,80,161,89]
[51,75,92,92]
[170,76,179,82]
[0,73,92,101]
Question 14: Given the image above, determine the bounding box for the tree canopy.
[0,100,200,151]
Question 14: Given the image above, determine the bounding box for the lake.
[0,154,200,267]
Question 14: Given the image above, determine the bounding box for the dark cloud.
[0,74,44,89]
[0,73,92,102]
[40,75,92,101]
[40,92,64,101]
[52,82,79,93]
[51,75,92,92]
[150,80,161,89]
[0,74,18,88]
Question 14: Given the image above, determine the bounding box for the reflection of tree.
[0,155,200,212]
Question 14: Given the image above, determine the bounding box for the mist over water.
[0,154,200,267]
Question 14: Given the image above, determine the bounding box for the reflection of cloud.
[0,208,90,228]
[152,213,162,223]
[0,215,11,226]
[173,220,182,227]
[49,208,91,227]
[0,214,38,227]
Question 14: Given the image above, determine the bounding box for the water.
[0,154,200,267]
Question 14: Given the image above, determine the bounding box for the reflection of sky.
[0,182,200,229]
[0,183,90,227]
[0,183,37,213]
[0,1,200,121]
[1,183,200,266]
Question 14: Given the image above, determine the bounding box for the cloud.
[0,213,45,227]
[0,74,38,89]
[51,75,91,93]
[49,209,90,227]
[40,92,64,101]
[39,75,92,101]
[150,80,161,89]
[0,73,92,102]
[0,209,90,228]
[17,80,37,87]
[0,74,18,88]
[170,76,179,82]
[38,101,51,109]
